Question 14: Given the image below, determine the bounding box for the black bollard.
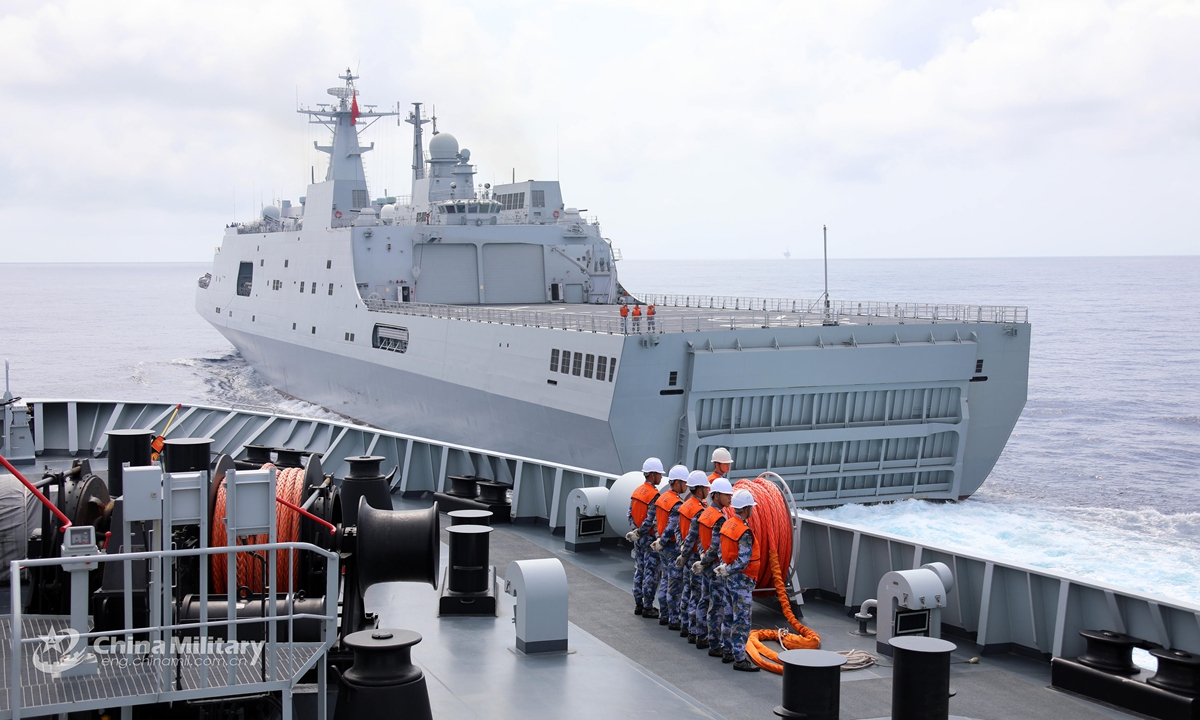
[447,475,479,499]
[447,525,493,594]
[476,481,509,505]
[889,636,956,720]
[340,456,394,527]
[243,444,275,466]
[106,429,153,496]
[774,649,846,719]
[1077,629,1139,675]
[162,437,212,474]
[335,629,433,720]
[448,509,492,526]
[1148,647,1200,695]
[274,447,309,468]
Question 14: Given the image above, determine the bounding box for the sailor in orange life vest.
[650,465,689,629]
[674,470,711,643]
[714,489,761,671]
[692,477,734,654]
[625,457,663,617]
[631,303,642,333]
[708,446,732,483]
[619,302,629,334]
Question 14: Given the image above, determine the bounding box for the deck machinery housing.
[196,70,1032,506]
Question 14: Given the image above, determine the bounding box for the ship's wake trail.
[810,497,1200,606]
[171,353,346,422]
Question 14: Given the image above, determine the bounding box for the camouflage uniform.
[677,503,705,635]
[722,529,755,661]
[698,515,728,646]
[656,500,684,625]
[627,489,660,609]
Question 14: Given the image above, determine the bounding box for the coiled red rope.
[211,465,304,593]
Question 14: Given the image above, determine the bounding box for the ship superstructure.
[197,72,1032,505]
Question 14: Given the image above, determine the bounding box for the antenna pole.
[823,225,829,309]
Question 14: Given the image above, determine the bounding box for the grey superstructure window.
[532,190,545,208]
[373,324,409,353]
[560,351,571,374]
[608,357,616,382]
[669,371,678,387]
[300,281,305,293]
[596,356,607,380]
[572,353,582,376]
[498,192,526,211]
[584,354,594,379]
[311,282,317,294]
[550,349,560,372]
[328,283,334,295]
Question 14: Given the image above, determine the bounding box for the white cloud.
[0,0,1197,261]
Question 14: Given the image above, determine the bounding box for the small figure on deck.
[627,457,663,617]
[631,303,642,333]
[651,465,688,629]
[620,301,629,334]
[716,489,762,672]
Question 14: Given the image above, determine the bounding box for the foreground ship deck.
[380,505,1146,720]
[5,408,1198,719]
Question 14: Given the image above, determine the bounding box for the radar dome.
[458,148,471,162]
[379,204,397,220]
[262,205,281,220]
[429,133,459,159]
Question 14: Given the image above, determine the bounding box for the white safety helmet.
[686,470,711,488]
[668,465,690,482]
[731,489,757,509]
[711,447,733,464]
[709,478,734,495]
[642,457,664,474]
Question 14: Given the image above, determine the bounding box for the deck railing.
[364,296,1028,335]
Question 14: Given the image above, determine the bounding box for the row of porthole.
[550,349,615,382]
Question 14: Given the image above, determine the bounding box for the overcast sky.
[1,0,1197,261]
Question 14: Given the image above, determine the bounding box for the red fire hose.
[0,453,72,531]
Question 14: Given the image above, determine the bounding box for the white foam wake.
[807,498,1200,606]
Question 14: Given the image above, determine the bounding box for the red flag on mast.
[351,91,359,125]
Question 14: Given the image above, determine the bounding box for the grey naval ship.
[197,70,1031,506]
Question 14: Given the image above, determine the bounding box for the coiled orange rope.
[731,476,793,589]
[730,476,820,672]
[746,549,821,672]
[211,465,304,593]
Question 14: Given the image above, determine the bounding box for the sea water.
[1,257,1198,603]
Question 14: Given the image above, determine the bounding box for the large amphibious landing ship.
[197,71,1031,505]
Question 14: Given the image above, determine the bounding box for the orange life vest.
[678,497,703,548]
[620,304,629,317]
[632,305,642,317]
[707,471,724,483]
[630,482,658,528]
[719,514,762,580]
[654,489,682,536]
[648,305,656,316]
[697,505,724,551]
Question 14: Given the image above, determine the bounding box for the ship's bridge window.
[467,202,478,214]
[441,204,454,214]
[456,202,466,214]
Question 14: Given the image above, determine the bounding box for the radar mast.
[297,69,397,224]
